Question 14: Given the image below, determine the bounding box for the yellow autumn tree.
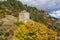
[14,21,57,40]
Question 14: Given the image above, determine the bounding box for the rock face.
[0,15,17,29]
[1,15,17,23]
[0,15,17,40]
[19,10,32,23]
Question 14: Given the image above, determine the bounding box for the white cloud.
[19,0,60,11]
[49,10,60,18]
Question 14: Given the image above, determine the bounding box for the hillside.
[0,2,18,40]
[0,0,60,40]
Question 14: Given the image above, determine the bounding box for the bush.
[0,20,4,26]
[14,21,57,40]
[0,14,5,19]
[4,32,9,37]
[0,29,4,36]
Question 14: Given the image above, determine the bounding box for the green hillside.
[0,0,60,40]
[0,0,60,34]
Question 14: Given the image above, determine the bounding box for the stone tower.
[19,10,31,23]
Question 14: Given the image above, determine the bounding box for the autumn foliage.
[14,21,57,40]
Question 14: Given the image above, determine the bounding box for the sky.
[19,0,60,18]
[19,0,60,12]
[49,10,60,18]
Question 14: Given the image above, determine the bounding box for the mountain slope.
[0,0,60,39]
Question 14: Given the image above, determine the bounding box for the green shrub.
[0,14,5,19]
[0,29,4,36]
[4,32,9,37]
